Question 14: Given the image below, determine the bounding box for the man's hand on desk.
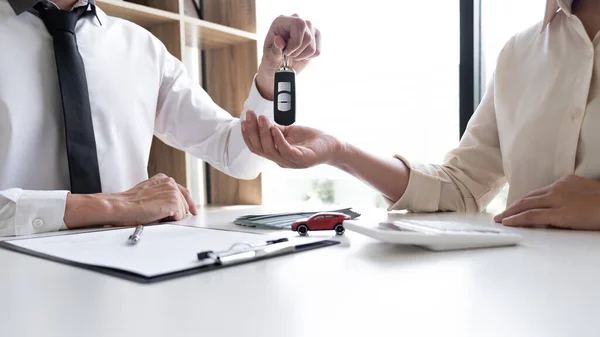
[64,174,198,229]
[255,14,321,100]
[494,175,600,230]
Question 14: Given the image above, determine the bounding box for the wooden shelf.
[94,0,260,200]
[184,17,257,49]
[97,1,257,49]
[97,0,180,27]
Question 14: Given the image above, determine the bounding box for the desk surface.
[2,206,600,337]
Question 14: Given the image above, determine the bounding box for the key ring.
[280,54,293,71]
[283,54,289,68]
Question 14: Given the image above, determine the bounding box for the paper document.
[6,225,324,278]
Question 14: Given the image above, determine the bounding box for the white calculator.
[344,213,522,251]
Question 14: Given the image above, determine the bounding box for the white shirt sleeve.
[0,189,68,237]
[153,46,274,180]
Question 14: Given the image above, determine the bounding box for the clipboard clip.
[196,238,295,266]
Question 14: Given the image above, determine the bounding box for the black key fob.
[274,55,296,126]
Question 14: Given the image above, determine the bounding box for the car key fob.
[274,55,296,126]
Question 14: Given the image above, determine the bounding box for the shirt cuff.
[14,190,69,236]
[386,155,444,212]
[244,75,274,122]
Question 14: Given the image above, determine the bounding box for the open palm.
[276,125,340,168]
[241,112,341,169]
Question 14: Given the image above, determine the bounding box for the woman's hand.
[494,175,600,230]
[241,111,342,169]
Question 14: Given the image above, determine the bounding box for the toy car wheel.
[297,224,309,236]
[334,223,345,235]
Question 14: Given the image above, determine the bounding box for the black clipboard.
[0,227,339,284]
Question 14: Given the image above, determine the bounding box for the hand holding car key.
[241,14,329,170]
[274,54,296,126]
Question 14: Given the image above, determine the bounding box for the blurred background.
[255,0,546,213]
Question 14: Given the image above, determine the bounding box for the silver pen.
[128,225,144,245]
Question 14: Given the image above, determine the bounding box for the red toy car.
[291,212,351,236]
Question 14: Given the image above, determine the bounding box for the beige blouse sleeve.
[389,76,506,212]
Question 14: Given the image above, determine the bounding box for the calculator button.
[278,82,291,92]
[278,93,291,112]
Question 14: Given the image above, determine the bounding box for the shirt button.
[32,218,44,229]
[572,108,583,120]
[589,48,595,57]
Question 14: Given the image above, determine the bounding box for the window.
[481,0,546,213]
[257,1,460,209]
[481,0,548,86]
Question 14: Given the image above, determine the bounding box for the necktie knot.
[35,3,88,36]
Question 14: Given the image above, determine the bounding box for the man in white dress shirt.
[0,0,321,235]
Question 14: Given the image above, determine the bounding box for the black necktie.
[35,3,102,194]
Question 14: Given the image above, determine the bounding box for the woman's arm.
[241,110,413,201]
[242,75,506,212]
[331,144,410,202]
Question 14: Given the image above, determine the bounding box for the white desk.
[2,206,600,337]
